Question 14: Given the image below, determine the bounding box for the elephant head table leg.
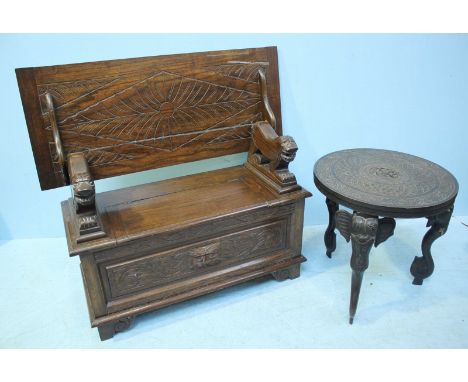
[411,206,453,286]
[336,211,395,324]
[324,198,339,258]
[348,214,378,324]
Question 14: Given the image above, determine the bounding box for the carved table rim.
[313,148,458,219]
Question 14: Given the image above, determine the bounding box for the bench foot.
[98,316,134,341]
[271,264,301,281]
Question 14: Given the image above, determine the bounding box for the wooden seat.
[98,166,280,239]
[64,165,308,252]
[17,46,311,340]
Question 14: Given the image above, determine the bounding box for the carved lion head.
[72,173,95,207]
[279,136,298,163]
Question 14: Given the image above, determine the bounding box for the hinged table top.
[16,47,281,190]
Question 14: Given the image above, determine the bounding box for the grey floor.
[1,216,467,348]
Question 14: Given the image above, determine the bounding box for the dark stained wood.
[411,206,453,285]
[374,217,396,248]
[17,47,282,191]
[314,148,458,218]
[18,47,311,340]
[314,148,458,324]
[335,211,378,324]
[324,198,338,258]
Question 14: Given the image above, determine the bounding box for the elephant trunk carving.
[334,210,396,324]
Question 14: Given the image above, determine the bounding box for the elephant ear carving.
[335,210,353,242]
[375,217,396,247]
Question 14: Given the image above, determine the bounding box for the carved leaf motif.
[43,70,263,171]
[207,121,259,144]
[206,63,268,83]
[61,143,135,168]
[38,77,120,110]
[58,71,261,142]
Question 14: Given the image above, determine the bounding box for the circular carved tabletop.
[313,148,458,218]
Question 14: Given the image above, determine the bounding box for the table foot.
[349,270,365,324]
[324,198,339,258]
[410,206,453,285]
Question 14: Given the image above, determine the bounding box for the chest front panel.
[91,201,299,314]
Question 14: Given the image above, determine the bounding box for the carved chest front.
[62,166,309,339]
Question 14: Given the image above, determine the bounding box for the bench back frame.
[16,47,282,190]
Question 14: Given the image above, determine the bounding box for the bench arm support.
[68,153,105,243]
[246,121,300,194]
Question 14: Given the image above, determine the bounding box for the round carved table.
[313,148,458,324]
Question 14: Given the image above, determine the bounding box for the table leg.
[335,211,379,324]
[411,206,453,285]
[324,198,339,258]
[348,214,378,324]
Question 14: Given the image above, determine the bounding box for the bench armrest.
[249,121,297,170]
[68,153,96,213]
[67,152,106,243]
[246,121,300,194]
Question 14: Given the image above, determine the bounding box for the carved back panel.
[16,47,282,190]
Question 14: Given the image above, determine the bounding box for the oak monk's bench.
[16,47,311,340]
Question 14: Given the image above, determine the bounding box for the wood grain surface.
[16,47,281,190]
